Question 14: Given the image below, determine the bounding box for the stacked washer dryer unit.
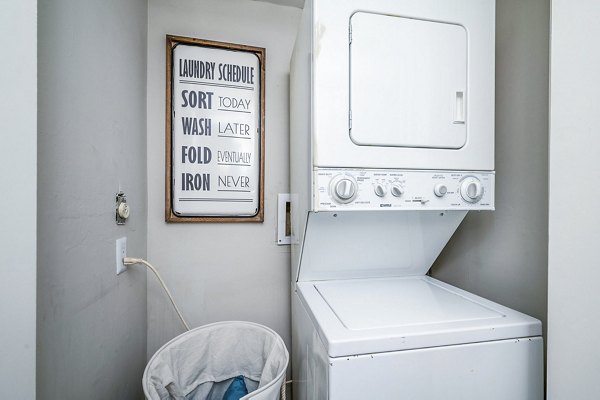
[289,0,543,399]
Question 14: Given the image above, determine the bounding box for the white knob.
[335,179,356,200]
[330,175,358,204]
[434,183,448,197]
[374,184,387,197]
[460,177,484,203]
[391,184,404,197]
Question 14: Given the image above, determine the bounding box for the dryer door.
[350,12,468,149]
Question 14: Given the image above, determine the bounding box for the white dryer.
[289,0,543,399]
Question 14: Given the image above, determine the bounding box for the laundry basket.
[143,321,289,400]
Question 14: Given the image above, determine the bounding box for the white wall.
[433,0,549,334]
[37,0,148,398]
[548,1,600,397]
[0,1,37,398]
[147,0,301,357]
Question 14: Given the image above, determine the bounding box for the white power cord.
[123,257,190,331]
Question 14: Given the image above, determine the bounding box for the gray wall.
[432,0,549,333]
[37,0,148,398]
[0,1,37,398]
[548,1,600,397]
[147,0,301,357]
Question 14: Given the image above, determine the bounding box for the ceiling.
[250,0,305,9]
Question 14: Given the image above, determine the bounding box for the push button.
[434,184,448,197]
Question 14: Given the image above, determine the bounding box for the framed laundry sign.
[165,35,265,223]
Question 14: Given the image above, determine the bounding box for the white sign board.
[166,36,264,222]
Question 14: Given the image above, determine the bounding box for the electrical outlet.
[116,237,127,275]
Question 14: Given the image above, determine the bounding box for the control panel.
[314,169,494,211]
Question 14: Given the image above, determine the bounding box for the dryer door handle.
[454,91,465,124]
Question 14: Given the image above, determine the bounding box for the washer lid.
[297,276,542,357]
[315,277,501,330]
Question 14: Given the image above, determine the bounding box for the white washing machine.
[289,0,544,399]
[294,275,543,399]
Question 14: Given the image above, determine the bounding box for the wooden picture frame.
[165,35,265,223]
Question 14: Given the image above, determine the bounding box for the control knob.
[374,183,387,197]
[390,184,404,197]
[460,177,484,203]
[330,175,358,204]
